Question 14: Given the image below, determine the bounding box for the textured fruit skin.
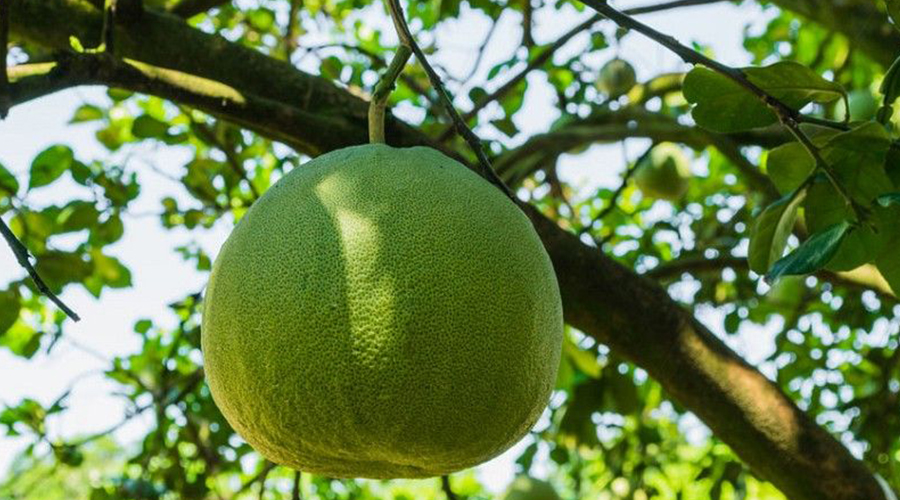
[634,142,691,201]
[202,144,564,479]
[503,476,562,500]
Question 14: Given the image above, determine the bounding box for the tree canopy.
[1,0,899,499]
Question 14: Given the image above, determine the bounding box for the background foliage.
[1,0,899,499]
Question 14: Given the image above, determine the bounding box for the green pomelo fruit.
[597,59,637,98]
[503,476,562,500]
[634,143,691,201]
[202,144,564,479]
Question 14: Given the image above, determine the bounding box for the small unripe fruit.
[503,476,562,500]
[633,143,691,201]
[597,59,637,98]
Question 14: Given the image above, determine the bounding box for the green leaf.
[684,62,844,132]
[33,251,93,293]
[877,193,900,207]
[767,221,851,282]
[748,190,807,274]
[887,146,900,187]
[766,142,814,195]
[875,250,900,295]
[58,201,100,233]
[492,117,518,137]
[29,145,74,189]
[805,181,899,272]
[90,215,125,246]
[881,56,900,106]
[0,163,19,195]
[132,115,170,139]
[69,36,85,53]
[91,252,133,289]
[0,288,20,334]
[0,162,19,196]
[70,104,105,123]
[819,122,892,204]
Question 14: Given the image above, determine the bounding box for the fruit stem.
[368,44,412,144]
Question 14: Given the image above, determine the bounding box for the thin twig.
[578,144,651,238]
[102,0,117,54]
[441,476,458,500]
[187,116,261,199]
[291,471,302,500]
[436,0,727,142]
[578,0,868,223]
[461,18,500,82]
[383,0,512,197]
[284,0,303,59]
[369,45,412,143]
[0,0,10,118]
[0,217,80,321]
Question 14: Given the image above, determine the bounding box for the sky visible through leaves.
[2,0,871,494]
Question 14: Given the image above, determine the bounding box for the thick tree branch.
[169,0,228,18]
[5,1,887,498]
[495,107,777,198]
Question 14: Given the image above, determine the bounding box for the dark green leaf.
[805,181,897,271]
[684,62,844,132]
[767,221,851,281]
[33,251,93,293]
[132,115,171,139]
[819,122,892,204]
[0,288,20,334]
[58,201,100,233]
[29,145,74,189]
[70,104,105,123]
[748,191,806,273]
[875,250,900,295]
[0,162,20,195]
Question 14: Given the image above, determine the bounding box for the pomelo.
[634,142,691,201]
[202,144,563,479]
[597,59,637,98]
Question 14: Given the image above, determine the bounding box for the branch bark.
[5,1,889,499]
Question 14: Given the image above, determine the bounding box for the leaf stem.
[368,44,412,144]
[578,0,868,222]
[0,216,80,321]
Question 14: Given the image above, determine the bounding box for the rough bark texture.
[6,1,892,499]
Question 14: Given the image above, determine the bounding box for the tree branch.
[441,476,458,500]
[0,216,80,321]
